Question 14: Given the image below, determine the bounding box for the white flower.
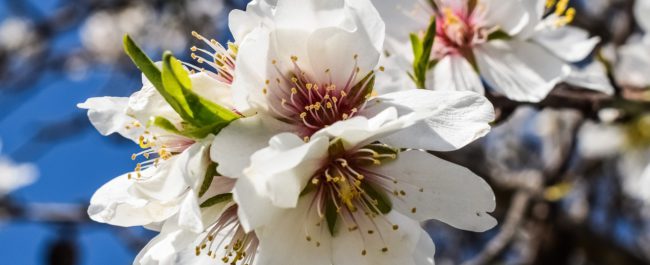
[218,0,494,165]
[375,0,611,102]
[79,69,232,230]
[219,108,496,265]
[133,175,262,265]
[0,141,38,196]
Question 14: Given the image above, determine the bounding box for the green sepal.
[123,35,163,91]
[347,71,375,108]
[200,193,233,208]
[153,116,229,139]
[361,182,392,215]
[410,17,437,89]
[123,34,239,135]
[161,52,240,128]
[199,163,218,197]
[325,198,338,236]
[487,30,511,41]
[328,138,346,158]
[152,116,183,135]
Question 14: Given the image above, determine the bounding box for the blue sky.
[0,0,184,264]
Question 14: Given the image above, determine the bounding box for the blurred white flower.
[81,4,187,62]
[612,0,650,90]
[374,0,610,102]
[614,35,650,90]
[0,17,38,57]
[0,142,38,196]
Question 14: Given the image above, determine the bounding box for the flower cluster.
[79,0,613,264]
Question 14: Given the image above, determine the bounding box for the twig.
[462,190,533,265]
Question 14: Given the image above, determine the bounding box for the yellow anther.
[190,46,198,51]
[291,87,298,94]
[291,55,298,62]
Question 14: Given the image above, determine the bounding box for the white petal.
[313,107,423,150]
[211,114,291,179]
[428,55,485,94]
[177,190,204,233]
[475,40,570,102]
[565,60,614,95]
[533,26,599,62]
[482,0,531,36]
[307,26,380,86]
[228,0,275,43]
[88,172,180,227]
[363,89,494,151]
[134,219,198,265]
[231,27,272,115]
[412,228,436,265]
[371,0,430,47]
[345,0,386,52]
[374,46,416,95]
[190,72,235,110]
[77,97,143,142]
[636,0,650,33]
[253,197,332,265]
[178,139,211,190]
[273,0,350,31]
[510,0,547,39]
[373,150,497,232]
[131,155,189,203]
[0,157,37,195]
[233,134,329,231]
[331,211,432,265]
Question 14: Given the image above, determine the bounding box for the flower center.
[302,142,408,255]
[434,6,489,57]
[187,31,238,84]
[127,126,195,179]
[265,55,375,139]
[196,204,259,265]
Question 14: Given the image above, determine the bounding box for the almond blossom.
[374,0,612,102]
[221,107,496,265]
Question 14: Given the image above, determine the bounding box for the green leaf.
[123,35,163,91]
[411,17,437,89]
[199,163,218,197]
[200,193,233,208]
[325,198,338,236]
[361,182,392,215]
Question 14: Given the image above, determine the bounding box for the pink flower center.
[265,56,375,139]
[434,6,489,58]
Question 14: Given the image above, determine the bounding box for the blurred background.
[2,0,650,264]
